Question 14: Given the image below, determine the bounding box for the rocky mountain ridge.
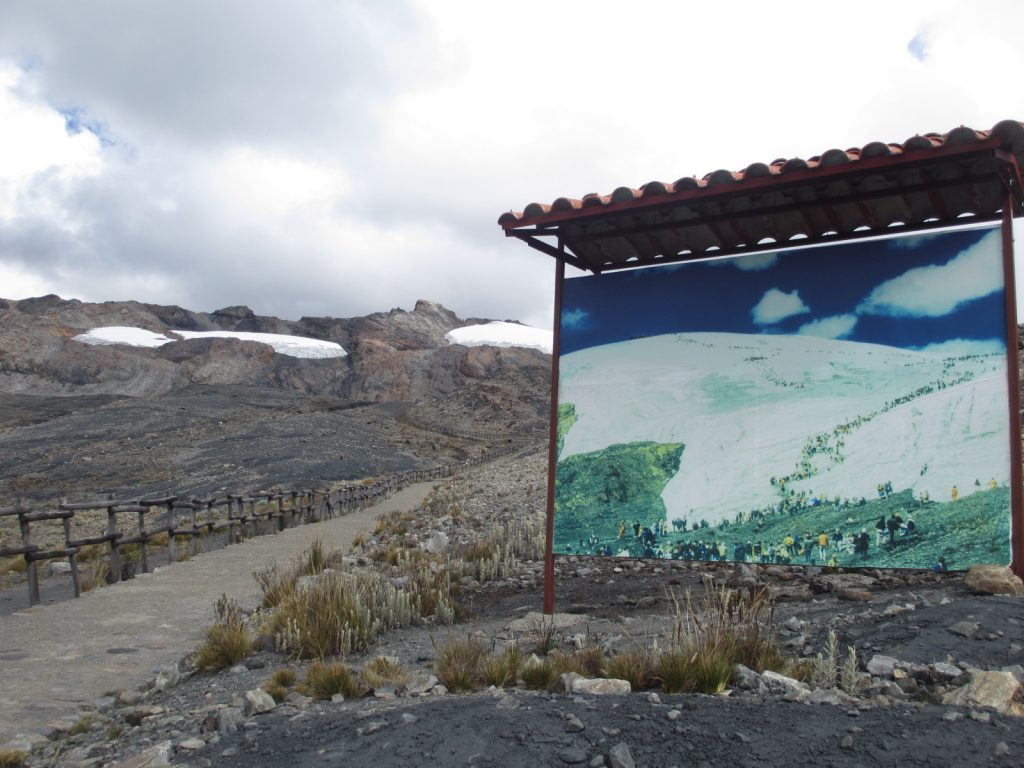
[0,295,549,405]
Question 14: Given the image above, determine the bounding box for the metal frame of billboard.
[498,122,1024,613]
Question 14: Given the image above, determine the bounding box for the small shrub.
[106,724,123,740]
[361,656,408,688]
[690,650,733,694]
[654,648,694,694]
[811,629,841,690]
[271,667,298,688]
[305,660,359,700]
[520,656,559,690]
[607,648,654,691]
[0,750,27,768]
[575,645,608,678]
[433,636,484,692]
[81,560,110,593]
[0,557,27,575]
[68,716,95,736]
[840,644,862,695]
[263,683,287,703]
[194,597,253,670]
[528,616,557,655]
[481,644,523,687]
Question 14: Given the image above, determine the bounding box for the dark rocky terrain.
[2,297,1024,768]
[0,296,549,503]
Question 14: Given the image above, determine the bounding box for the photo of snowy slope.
[554,224,1014,570]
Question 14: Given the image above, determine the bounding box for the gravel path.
[0,480,438,744]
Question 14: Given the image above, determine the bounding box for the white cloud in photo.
[0,1,1023,327]
[914,338,1006,356]
[752,288,809,325]
[858,229,1002,317]
[733,253,778,271]
[796,313,858,339]
[562,308,590,330]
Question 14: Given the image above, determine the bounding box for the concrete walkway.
[0,480,438,743]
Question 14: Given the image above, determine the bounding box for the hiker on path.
[951,485,959,502]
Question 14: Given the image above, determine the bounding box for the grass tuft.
[0,750,27,768]
[607,647,655,691]
[304,660,359,700]
[433,636,484,692]
[194,596,253,670]
[361,656,409,688]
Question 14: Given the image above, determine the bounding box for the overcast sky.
[1,1,1023,329]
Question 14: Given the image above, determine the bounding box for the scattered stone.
[759,671,810,701]
[177,738,205,751]
[964,565,1024,596]
[108,740,172,768]
[942,671,1022,715]
[116,689,145,706]
[607,742,635,768]
[838,589,873,602]
[994,741,1010,757]
[401,713,418,724]
[645,692,661,705]
[931,662,962,682]
[362,720,387,734]
[243,688,276,716]
[948,621,981,639]
[422,531,450,554]
[558,747,587,764]
[284,692,313,707]
[730,664,762,691]
[154,662,180,692]
[570,678,631,696]
[123,706,164,727]
[47,561,73,576]
[216,707,243,733]
[552,672,586,695]
[839,735,854,750]
[970,710,992,723]
[942,710,964,722]
[244,657,266,670]
[666,709,682,721]
[405,672,440,696]
[564,715,586,733]
[866,655,899,677]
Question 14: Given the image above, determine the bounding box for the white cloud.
[914,338,1006,356]
[797,314,858,339]
[562,308,589,330]
[752,288,809,325]
[733,253,778,271]
[0,1,1023,328]
[858,229,1003,317]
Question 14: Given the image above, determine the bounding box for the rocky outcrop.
[0,296,549,404]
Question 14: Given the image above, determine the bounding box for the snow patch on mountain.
[74,326,347,359]
[445,321,552,353]
[559,331,1009,524]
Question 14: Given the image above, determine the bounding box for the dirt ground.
[28,555,1024,768]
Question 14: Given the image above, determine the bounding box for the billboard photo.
[555,224,1013,570]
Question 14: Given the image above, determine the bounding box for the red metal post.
[1000,190,1023,576]
[544,258,565,615]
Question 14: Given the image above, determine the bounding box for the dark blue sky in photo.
[559,225,1008,356]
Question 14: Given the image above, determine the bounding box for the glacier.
[558,331,1011,525]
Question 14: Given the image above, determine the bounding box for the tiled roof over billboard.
[499,120,1024,272]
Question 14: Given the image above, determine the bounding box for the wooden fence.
[0,443,525,607]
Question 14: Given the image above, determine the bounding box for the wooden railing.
[0,442,530,606]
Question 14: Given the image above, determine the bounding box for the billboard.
[554,224,1013,570]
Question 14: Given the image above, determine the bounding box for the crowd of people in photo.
[561,475,1002,571]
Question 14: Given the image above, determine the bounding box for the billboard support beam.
[543,258,564,615]
[1001,186,1024,576]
